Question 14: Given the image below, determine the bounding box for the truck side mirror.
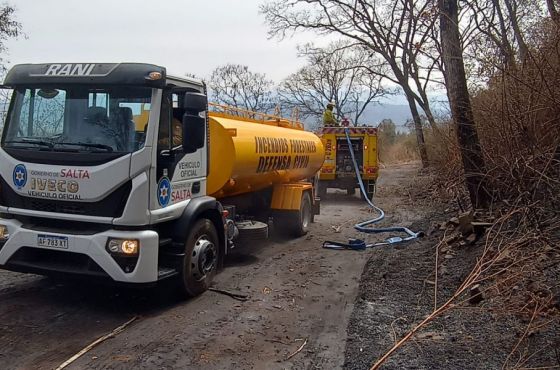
[182,92,207,154]
[183,92,207,113]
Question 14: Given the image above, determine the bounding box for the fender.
[171,196,226,263]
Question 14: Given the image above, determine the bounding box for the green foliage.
[378,121,420,163]
[378,119,397,145]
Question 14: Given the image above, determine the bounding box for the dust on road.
[0,163,426,370]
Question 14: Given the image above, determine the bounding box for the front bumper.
[0,218,159,283]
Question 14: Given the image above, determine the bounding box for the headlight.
[106,238,139,256]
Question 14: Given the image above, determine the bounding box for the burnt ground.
[343,165,560,370]
[0,162,557,369]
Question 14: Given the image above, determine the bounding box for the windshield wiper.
[4,139,54,149]
[55,142,114,152]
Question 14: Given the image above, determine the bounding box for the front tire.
[178,219,219,297]
[318,182,327,199]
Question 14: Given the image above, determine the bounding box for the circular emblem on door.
[158,177,171,207]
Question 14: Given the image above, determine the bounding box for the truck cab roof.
[2,63,204,91]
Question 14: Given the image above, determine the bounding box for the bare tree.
[0,4,22,127]
[0,4,21,72]
[463,0,543,71]
[440,0,491,209]
[261,0,445,167]
[278,41,389,129]
[208,64,275,113]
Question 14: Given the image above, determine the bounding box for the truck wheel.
[360,181,375,201]
[179,219,219,297]
[347,187,356,196]
[299,191,312,235]
[318,183,327,199]
[276,191,312,237]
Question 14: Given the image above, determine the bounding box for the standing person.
[322,101,338,127]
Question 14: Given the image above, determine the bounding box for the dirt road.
[0,163,426,370]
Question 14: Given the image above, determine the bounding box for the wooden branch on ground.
[55,316,138,370]
[285,338,308,361]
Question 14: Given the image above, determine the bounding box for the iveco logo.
[44,63,95,76]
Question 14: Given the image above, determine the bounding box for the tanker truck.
[0,63,324,296]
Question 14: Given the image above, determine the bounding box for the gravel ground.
[0,164,417,370]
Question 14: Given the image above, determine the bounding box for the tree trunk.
[439,0,491,209]
[491,0,516,66]
[547,0,560,26]
[405,93,429,168]
[503,0,529,62]
[416,90,439,132]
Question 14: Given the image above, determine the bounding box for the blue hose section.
[344,127,421,246]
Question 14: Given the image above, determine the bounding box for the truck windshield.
[2,86,152,153]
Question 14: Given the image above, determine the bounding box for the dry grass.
[371,21,560,370]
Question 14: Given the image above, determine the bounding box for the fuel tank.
[207,112,325,198]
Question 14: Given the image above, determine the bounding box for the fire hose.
[322,127,422,250]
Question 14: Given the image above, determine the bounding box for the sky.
[3,0,315,83]
[2,0,448,124]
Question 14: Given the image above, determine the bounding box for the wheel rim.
[301,199,311,229]
[190,235,217,281]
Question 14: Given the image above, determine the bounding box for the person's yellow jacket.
[323,109,337,126]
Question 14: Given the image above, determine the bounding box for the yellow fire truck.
[318,126,379,199]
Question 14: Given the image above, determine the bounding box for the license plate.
[37,234,69,249]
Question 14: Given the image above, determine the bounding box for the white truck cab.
[0,63,226,296]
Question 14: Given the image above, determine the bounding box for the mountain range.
[359,103,413,128]
[303,103,415,131]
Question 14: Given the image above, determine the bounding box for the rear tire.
[178,219,219,297]
[275,191,312,237]
[318,182,327,199]
[360,180,375,201]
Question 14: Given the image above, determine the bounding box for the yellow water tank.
[207,113,325,198]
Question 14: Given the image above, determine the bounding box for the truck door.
[155,90,208,209]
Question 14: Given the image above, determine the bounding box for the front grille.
[29,199,88,215]
[0,177,132,218]
[22,218,112,235]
